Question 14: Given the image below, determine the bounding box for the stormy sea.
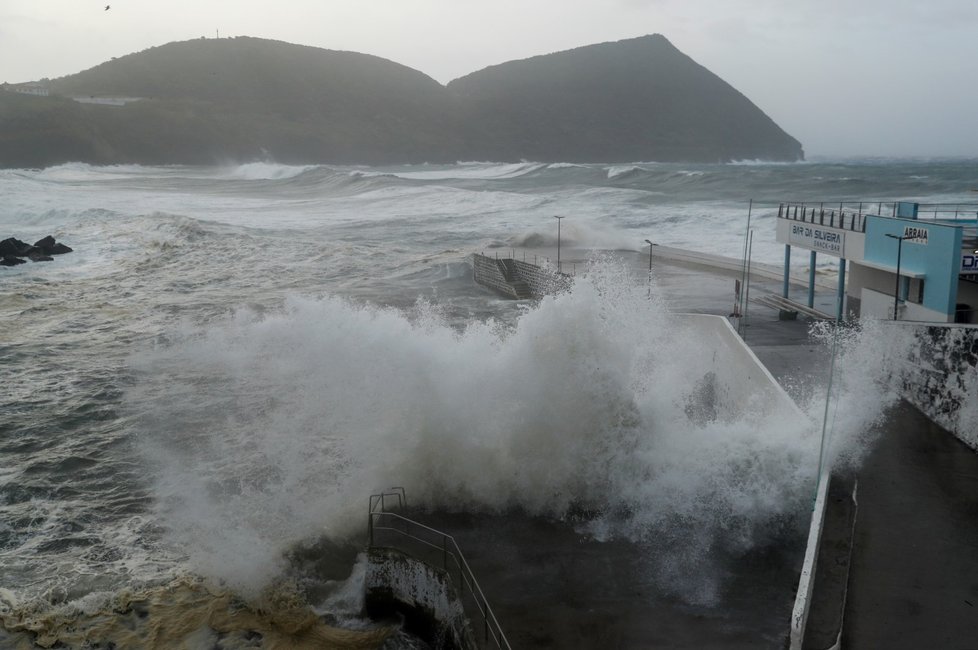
[1,159,975,648]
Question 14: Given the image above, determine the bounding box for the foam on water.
[357,161,547,181]
[219,162,317,181]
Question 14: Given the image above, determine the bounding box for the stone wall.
[365,547,476,650]
[472,254,520,298]
[511,259,572,296]
[472,254,571,298]
[895,324,978,450]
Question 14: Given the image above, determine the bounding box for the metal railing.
[777,201,978,233]
[777,202,868,232]
[367,489,511,650]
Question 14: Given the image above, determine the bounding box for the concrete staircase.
[497,259,533,299]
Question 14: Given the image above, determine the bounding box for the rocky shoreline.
[1,236,73,266]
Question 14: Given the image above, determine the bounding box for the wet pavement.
[841,401,978,649]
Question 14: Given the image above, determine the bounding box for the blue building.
[775,202,978,323]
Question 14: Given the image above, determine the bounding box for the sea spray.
[805,319,902,465]
[129,259,811,601]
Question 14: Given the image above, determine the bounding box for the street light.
[885,233,906,320]
[554,216,564,273]
[644,239,654,299]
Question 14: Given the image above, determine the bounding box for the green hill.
[447,34,803,163]
[0,35,803,168]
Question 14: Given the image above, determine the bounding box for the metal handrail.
[367,491,511,650]
[776,202,868,232]
[777,201,978,233]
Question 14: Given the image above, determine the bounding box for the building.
[4,82,49,96]
[774,201,978,323]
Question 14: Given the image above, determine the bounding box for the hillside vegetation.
[0,35,803,168]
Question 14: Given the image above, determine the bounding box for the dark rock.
[33,236,73,255]
[0,237,34,257]
[1,235,72,262]
[33,235,56,249]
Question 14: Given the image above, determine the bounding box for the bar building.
[775,201,978,323]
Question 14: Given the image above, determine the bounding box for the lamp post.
[885,233,905,320]
[644,239,654,298]
[554,215,564,273]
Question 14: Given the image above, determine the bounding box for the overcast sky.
[2,0,977,158]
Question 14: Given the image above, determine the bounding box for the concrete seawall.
[891,322,978,451]
[472,254,571,298]
[365,547,476,649]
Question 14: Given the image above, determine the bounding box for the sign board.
[788,223,845,256]
[902,226,929,244]
[961,251,978,274]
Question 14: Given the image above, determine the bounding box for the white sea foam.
[359,162,546,181]
[606,165,643,179]
[220,162,316,180]
[33,163,152,181]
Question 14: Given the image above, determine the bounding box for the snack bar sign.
[789,223,845,255]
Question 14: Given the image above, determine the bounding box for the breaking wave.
[123,259,902,604]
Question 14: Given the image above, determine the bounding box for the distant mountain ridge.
[0,35,803,168]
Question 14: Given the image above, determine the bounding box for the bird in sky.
[105,5,110,10]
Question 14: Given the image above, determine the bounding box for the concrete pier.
[472,253,571,298]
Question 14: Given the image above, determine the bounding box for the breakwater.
[472,253,572,299]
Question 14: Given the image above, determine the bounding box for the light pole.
[554,216,564,273]
[885,233,905,320]
[644,239,654,298]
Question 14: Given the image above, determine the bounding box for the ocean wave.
[219,161,318,180]
[120,259,900,603]
[606,165,644,179]
[32,163,155,181]
[359,161,548,181]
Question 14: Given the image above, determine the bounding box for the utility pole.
[644,239,653,298]
[554,216,564,273]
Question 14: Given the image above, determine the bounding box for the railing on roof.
[777,203,868,232]
[777,201,978,234]
[368,489,512,650]
[912,203,978,222]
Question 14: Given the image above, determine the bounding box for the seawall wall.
[894,323,978,451]
[472,254,520,298]
[680,313,802,420]
[511,259,572,296]
[472,254,570,298]
[365,547,475,650]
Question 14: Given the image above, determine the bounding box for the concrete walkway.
[841,400,978,649]
[659,251,978,649]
